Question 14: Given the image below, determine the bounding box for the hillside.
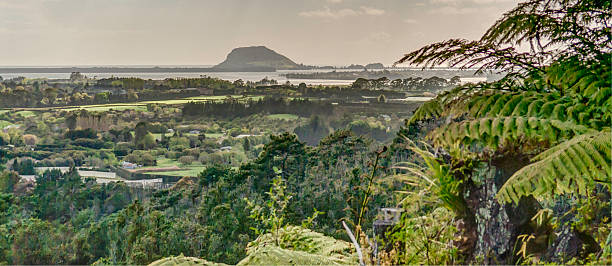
[213,46,303,71]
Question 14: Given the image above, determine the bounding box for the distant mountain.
[346,64,366,69]
[213,46,303,71]
[345,63,384,69]
[365,63,384,69]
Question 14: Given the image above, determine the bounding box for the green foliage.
[394,139,468,217]
[238,226,357,265]
[430,116,591,151]
[386,207,458,265]
[403,50,610,208]
[12,158,35,175]
[0,171,20,193]
[245,168,292,245]
[125,150,157,166]
[293,115,330,146]
[149,254,228,266]
[498,128,611,204]
[393,0,611,264]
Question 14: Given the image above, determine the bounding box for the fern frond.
[238,226,357,265]
[149,255,227,266]
[498,128,612,204]
[406,98,444,125]
[430,116,591,150]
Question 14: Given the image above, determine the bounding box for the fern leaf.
[498,128,612,204]
[430,117,591,150]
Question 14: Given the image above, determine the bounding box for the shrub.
[125,150,156,166]
[178,156,195,165]
[23,134,38,146]
[65,128,97,140]
[72,138,107,149]
[12,159,35,175]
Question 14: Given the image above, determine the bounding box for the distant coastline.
[0,66,277,73]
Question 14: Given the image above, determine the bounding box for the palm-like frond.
[481,0,611,59]
[429,116,592,150]
[498,128,611,204]
[396,0,611,207]
[394,39,543,74]
[393,139,467,216]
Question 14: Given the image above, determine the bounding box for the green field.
[266,114,299,120]
[140,157,207,177]
[52,95,262,112]
[15,111,38,117]
[139,157,177,169]
[63,104,148,112]
[131,132,224,140]
[146,165,207,177]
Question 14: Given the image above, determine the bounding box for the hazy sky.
[0,0,518,66]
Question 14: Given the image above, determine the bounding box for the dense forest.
[0,0,610,265]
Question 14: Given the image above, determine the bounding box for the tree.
[141,133,156,149]
[134,122,150,149]
[293,116,329,146]
[394,0,611,263]
[66,114,78,130]
[22,134,38,146]
[242,137,251,152]
[178,156,195,165]
[0,132,10,146]
[398,0,611,203]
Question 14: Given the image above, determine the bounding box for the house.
[235,134,261,139]
[3,125,20,132]
[121,161,139,169]
[189,130,201,135]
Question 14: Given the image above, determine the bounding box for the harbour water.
[0,67,488,85]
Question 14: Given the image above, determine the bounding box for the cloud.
[430,0,458,4]
[370,32,391,42]
[429,6,479,14]
[299,6,385,19]
[360,6,385,16]
[299,7,358,19]
[471,0,515,3]
[326,0,343,3]
[403,18,418,24]
[430,0,515,5]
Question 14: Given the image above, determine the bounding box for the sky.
[0,0,518,66]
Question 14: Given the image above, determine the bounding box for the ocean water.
[0,67,487,85]
[0,69,356,85]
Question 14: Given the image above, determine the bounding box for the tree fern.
[429,116,592,151]
[396,0,611,212]
[498,128,611,204]
[238,226,357,265]
[148,255,227,266]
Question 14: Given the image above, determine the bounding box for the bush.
[124,150,156,166]
[165,151,180,160]
[12,159,35,175]
[65,128,97,140]
[0,132,10,145]
[178,156,195,165]
[23,134,38,146]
